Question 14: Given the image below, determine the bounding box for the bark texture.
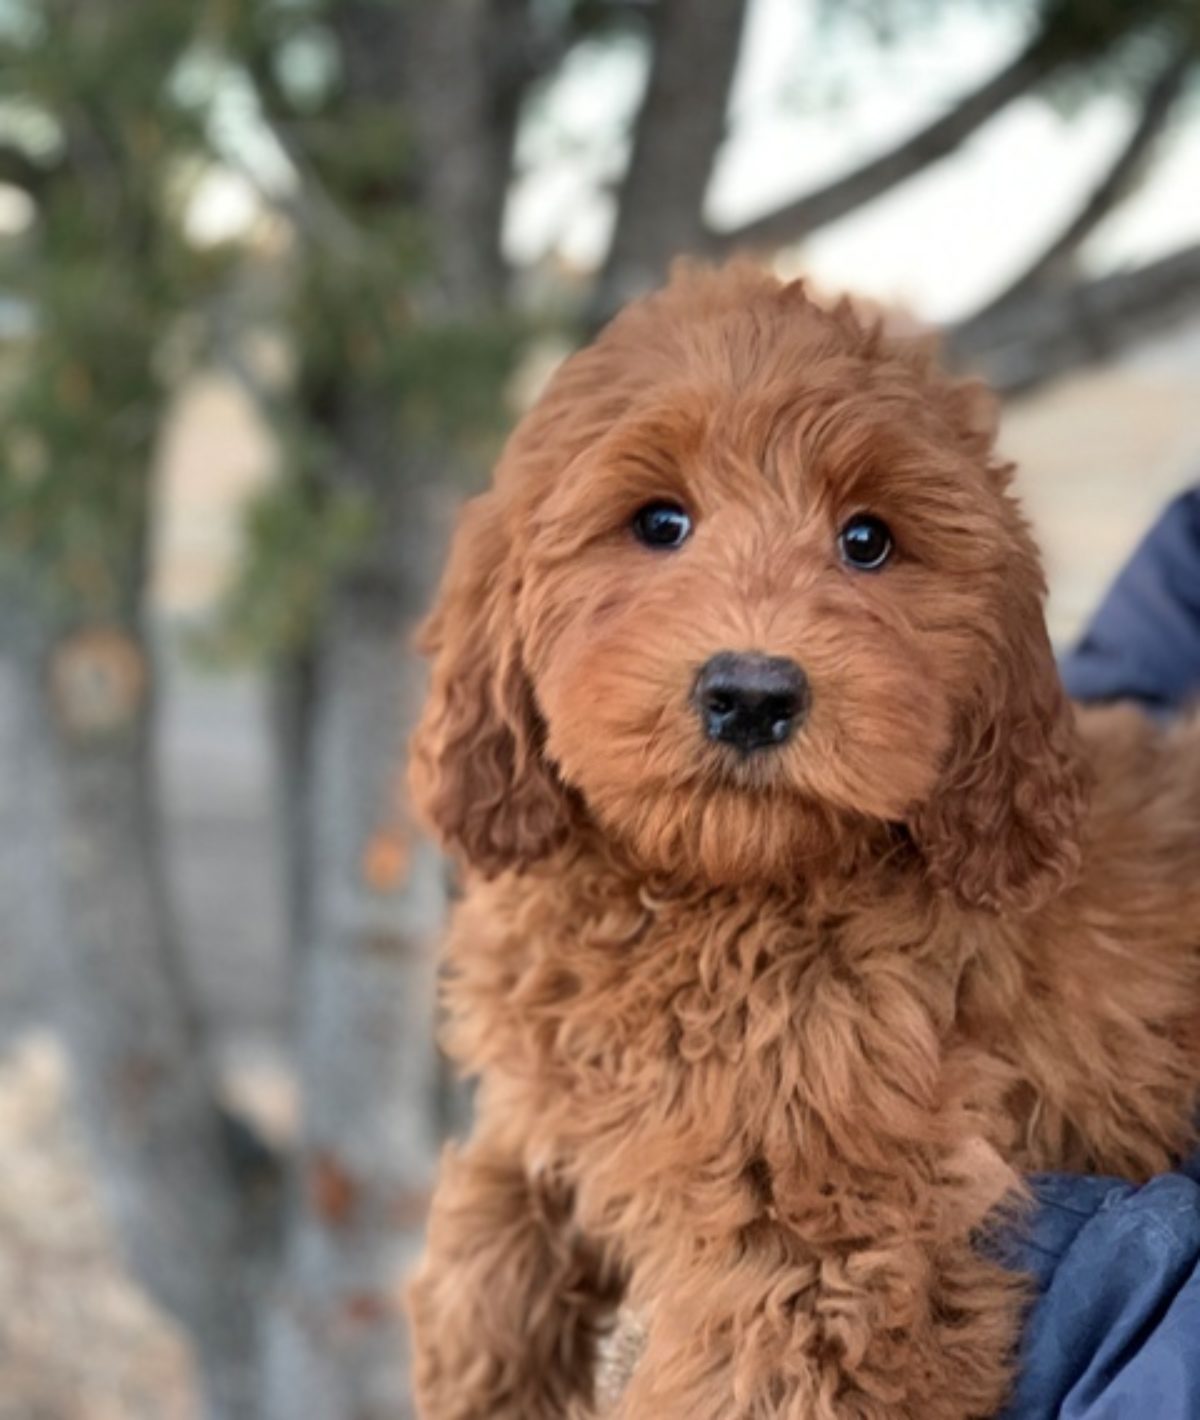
[259,11,487,1413]
[592,0,749,319]
[20,626,274,1420]
[263,552,445,1420]
[399,0,522,307]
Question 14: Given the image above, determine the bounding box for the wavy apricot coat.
[406,264,1200,1420]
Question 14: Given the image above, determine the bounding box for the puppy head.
[411,263,1087,911]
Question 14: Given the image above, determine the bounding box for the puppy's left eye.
[838,514,893,571]
[631,501,693,549]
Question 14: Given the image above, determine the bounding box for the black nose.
[694,652,809,753]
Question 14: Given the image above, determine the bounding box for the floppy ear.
[909,576,1090,915]
[408,493,571,876]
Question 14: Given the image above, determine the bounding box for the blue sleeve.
[1000,1160,1200,1419]
[1059,488,1200,712]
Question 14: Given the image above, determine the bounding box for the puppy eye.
[631,500,693,550]
[838,513,893,571]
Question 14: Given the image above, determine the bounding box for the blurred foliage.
[0,0,213,628]
[202,14,521,657]
[0,0,529,656]
[285,247,523,461]
[200,474,371,661]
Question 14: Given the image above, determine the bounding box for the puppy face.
[520,384,999,884]
[412,265,1086,909]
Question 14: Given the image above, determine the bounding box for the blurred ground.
[0,315,1197,1416]
[0,1035,196,1420]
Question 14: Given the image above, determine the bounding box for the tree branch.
[592,0,750,321]
[707,15,1106,255]
[946,240,1200,393]
[0,141,56,197]
[964,47,1194,323]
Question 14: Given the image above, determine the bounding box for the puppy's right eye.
[631,501,692,549]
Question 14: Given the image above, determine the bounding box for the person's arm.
[1060,487,1200,712]
[998,1168,1200,1419]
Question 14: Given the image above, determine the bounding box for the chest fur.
[443,871,977,1183]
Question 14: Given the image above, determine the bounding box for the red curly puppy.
[405,263,1200,1420]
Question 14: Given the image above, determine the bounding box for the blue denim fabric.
[1000,1163,1200,1419]
[1059,488,1200,713]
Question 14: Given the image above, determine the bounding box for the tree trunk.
[592,0,750,321]
[271,647,318,974]
[263,489,447,1420]
[252,7,515,1414]
[398,0,515,308]
[325,0,512,311]
[19,621,274,1420]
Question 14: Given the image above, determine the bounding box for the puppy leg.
[407,1136,620,1420]
[608,1230,1020,1420]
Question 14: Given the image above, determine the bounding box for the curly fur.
[406,262,1200,1419]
